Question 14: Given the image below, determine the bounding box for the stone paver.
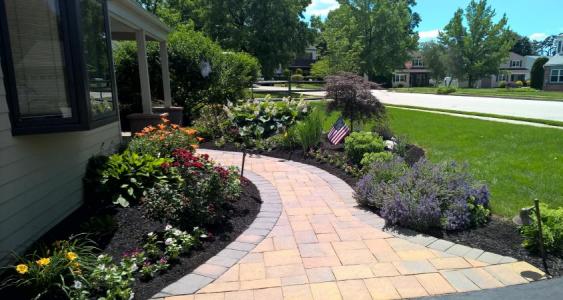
[156,150,545,299]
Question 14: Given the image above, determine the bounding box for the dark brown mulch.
[201,143,562,278]
[0,181,262,300]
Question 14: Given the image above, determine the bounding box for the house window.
[498,73,507,81]
[0,0,117,135]
[412,58,424,67]
[393,74,407,82]
[510,60,522,68]
[551,69,563,83]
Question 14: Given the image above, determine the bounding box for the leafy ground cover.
[310,102,563,218]
[391,87,563,101]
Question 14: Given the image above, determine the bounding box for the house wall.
[544,66,563,91]
[0,65,121,265]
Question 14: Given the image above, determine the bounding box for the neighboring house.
[543,35,563,91]
[488,52,539,87]
[392,52,431,88]
[392,51,539,88]
[0,0,170,265]
[288,46,318,75]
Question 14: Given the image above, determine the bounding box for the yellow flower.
[66,252,78,261]
[36,257,51,267]
[15,264,28,274]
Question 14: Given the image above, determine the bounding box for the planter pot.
[153,106,184,125]
[127,113,166,134]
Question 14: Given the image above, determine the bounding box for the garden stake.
[534,199,550,275]
[241,150,247,178]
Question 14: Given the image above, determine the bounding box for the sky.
[304,0,563,41]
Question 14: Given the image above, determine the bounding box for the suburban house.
[543,34,563,91]
[287,46,319,76]
[391,52,430,87]
[0,0,171,265]
[489,52,539,87]
[392,51,539,88]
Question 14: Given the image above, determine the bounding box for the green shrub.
[515,80,524,88]
[291,74,304,81]
[531,57,549,89]
[294,68,303,75]
[525,80,531,87]
[520,204,563,254]
[113,25,260,123]
[437,87,456,94]
[498,81,507,88]
[295,109,324,152]
[344,132,385,165]
[100,150,178,207]
[310,58,330,79]
[360,151,393,168]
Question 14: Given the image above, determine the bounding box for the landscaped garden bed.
[197,72,563,278]
[0,118,262,300]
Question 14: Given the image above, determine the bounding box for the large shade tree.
[421,41,447,85]
[135,0,313,78]
[438,0,515,87]
[322,0,420,79]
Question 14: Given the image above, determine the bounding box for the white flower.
[147,232,154,237]
[131,264,138,272]
[165,225,173,231]
[165,238,174,245]
[73,281,82,289]
[129,292,135,300]
[173,229,182,236]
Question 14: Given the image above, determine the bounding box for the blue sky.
[304,0,563,41]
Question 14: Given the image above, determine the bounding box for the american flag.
[327,117,350,145]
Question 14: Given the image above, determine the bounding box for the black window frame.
[0,0,118,135]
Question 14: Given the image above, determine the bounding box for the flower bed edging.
[152,170,282,299]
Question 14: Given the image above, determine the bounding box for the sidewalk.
[155,150,546,300]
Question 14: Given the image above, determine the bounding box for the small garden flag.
[327,117,350,145]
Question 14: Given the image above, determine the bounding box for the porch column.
[136,29,152,114]
[160,40,172,108]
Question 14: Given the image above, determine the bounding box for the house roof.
[108,0,171,41]
[545,55,563,66]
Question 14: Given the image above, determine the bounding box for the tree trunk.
[468,75,473,88]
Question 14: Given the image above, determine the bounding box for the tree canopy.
[420,41,447,85]
[137,0,313,78]
[438,0,514,87]
[511,35,535,56]
[321,0,420,79]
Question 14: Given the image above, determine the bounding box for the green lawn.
[392,87,563,101]
[311,102,563,218]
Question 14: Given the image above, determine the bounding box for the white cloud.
[419,29,440,41]
[529,33,547,41]
[305,0,340,17]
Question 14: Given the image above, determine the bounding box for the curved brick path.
[155,150,545,300]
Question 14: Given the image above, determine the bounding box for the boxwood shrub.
[520,204,563,254]
[344,132,385,165]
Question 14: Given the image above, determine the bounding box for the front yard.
[391,87,563,102]
[312,102,563,218]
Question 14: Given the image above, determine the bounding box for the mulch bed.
[202,142,563,278]
[0,180,262,300]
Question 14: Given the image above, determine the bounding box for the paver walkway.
[157,150,545,300]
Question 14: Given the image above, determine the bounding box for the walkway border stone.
[152,170,283,299]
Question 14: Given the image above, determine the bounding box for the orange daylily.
[157,124,166,130]
[197,137,205,142]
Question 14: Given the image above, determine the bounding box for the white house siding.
[0,66,121,265]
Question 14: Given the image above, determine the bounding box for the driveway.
[371,90,563,122]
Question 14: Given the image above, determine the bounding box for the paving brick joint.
[153,150,545,300]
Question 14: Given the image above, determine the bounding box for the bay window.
[0,0,117,135]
